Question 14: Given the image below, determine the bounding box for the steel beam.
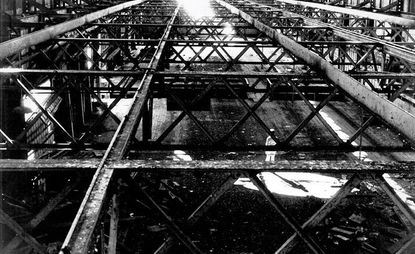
[155,175,238,254]
[2,69,415,79]
[253,1,415,63]
[60,3,180,253]
[250,174,325,254]
[108,194,119,254]
[216,0,415,145]
[272,0,415,27]
[276,174,363,254]
[1,159,415,173]
[0,0,149,60]
[0,143,412,152]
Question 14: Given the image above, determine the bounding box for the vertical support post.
[108,194,119,254]
[142,96,153,141]
[100,222,106,253]
[67,90,76,138]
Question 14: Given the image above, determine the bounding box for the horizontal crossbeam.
[1,159,414,173]
[1,69,415,79]
[217,0,415,145]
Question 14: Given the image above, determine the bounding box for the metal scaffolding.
[0,0,414,253]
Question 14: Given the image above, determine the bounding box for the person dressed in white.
[265,128,277,162]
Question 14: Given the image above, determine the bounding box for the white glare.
[235,173,345,199]
[22,80,51,121]
[173,150,193,161]
[222,22,234,35]
[179,0,214,19]
[85,45,93,69]
[0,67,23,73]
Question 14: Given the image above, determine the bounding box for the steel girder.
[252,0,415,64]
[0,0,415,254]
[1,158,415,173]
[272,0,415,27]
[215,0,415,145]
[59,2,181,253]
[0,0,414,149]
[0,0,149,60]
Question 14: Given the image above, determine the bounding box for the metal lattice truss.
[0,0,415,253]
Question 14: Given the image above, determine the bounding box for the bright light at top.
[179,0,215,19]
[222,22,234,35]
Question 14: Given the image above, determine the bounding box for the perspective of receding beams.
[254,0,415,64]
[0,0,415,254]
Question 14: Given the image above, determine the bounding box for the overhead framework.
[0,0,415,253]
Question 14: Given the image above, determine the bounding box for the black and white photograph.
[0,0,415,253]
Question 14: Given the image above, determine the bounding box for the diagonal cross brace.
[275,174,363,254]
[13,77,77,144]
[60,3,181,254]
[0,207,46,254]
[1,176,80,253]
[249,173,326,254]
[155,175,238,254]
[215,0,415,146]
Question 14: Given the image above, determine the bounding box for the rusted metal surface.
[250,174,325,254]
[60,3,181,253]
[108,194,119,254]
[0,0,148,60]
[1,0,414,253]
[155,175,238,253]
[3,69,415,79]
[273,0,415,27]
[254,1,415,63]
[1,159,415,173]
[276,174,363,254]
[216,0,415,145]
